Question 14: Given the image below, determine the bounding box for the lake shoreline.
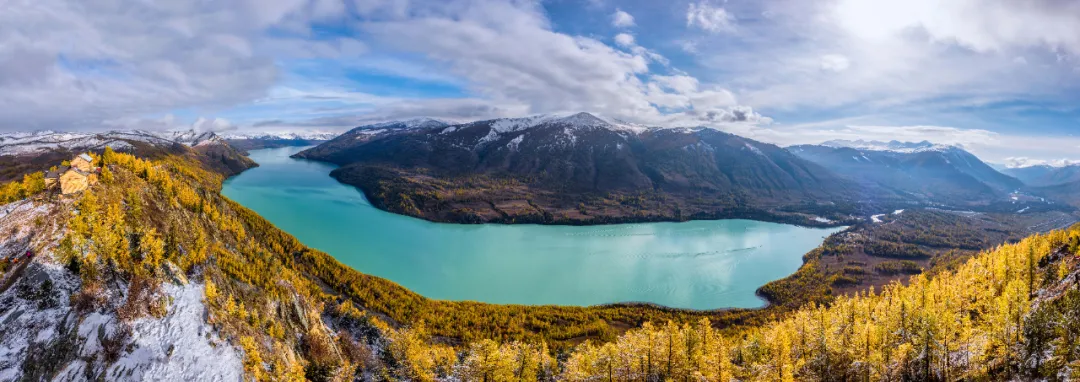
[225,146,847,311]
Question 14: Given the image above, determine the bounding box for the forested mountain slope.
[1,146,1078,380]
[788,144,1024,206]
[1005,164,1080,187]
[295,113,876,226]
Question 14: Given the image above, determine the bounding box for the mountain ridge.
[295,113,886,226]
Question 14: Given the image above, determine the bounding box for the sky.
[3,0,1080,165]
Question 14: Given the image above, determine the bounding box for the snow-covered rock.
[53,283,244,381]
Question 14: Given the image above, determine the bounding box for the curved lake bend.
[222,146,846,310]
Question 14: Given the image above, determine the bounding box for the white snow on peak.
[489,112,594,133]
[221,131,338,141]
[360,117,448,131]
[0,129,226,156]
[486,112,646,134]
[821,139,957,154]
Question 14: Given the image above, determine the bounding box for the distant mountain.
[821,139,953,153]
[221,131,339,141]
[1004,164,1080,187]
[0,129,229,157]
[222,131,340,151]
[788,143,1023,206]
[294,118,449,159]
[295,113,868,225]
[0,129,255,178]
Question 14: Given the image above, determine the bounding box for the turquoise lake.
[222,146,845,310]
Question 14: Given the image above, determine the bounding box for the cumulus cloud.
[611,9,635,28]
[103,114,236,133]
[687,2,736,33]
[358,0,760,127]
[0,0,360,131]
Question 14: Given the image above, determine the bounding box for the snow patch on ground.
[105,283,243,381]
[506,134,524,151]
[813,217,832,223]
[1017,207,1030,214]
[0,262,80,380]
[744,143,765,156]
[871,214,886,223]
[477,129,500,147]
[893,209,904,215]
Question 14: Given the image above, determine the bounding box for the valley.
[223,146,846,309]
[0,132,1078,380]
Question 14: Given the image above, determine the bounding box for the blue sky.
[3,0,1080,165]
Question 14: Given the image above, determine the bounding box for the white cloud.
[358,0,759,128]
[103,114,236,133]
[0,0,355,131]
[678,40,699,53]
[687,2,735,33]
[833,0,1080,54]
[820,54,851,72]
[611,9,635,28]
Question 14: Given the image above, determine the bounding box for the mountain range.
[2,114,1080,380]
[289,112,1074,224]
[788,143,1023,206]
[0,129,255,180]
[0,114,1069,220]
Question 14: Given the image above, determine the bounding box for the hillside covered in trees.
[0,147,1078,381]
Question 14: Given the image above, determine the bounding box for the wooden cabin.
[45,153,99,195]
[71,153,93,172]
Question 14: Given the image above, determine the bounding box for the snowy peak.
[487,112,606,133]
[353,117,449,132]
[821,139,956,153]
[221,131,339,141]
[0,129,230,156]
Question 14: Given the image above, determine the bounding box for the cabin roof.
[77,153,93,162]
[45,165,70,179]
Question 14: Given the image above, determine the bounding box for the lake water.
[222,146,845,310]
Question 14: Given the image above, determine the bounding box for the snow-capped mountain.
[0,130,183,156]
[295,112,859,225]
[1004,164,1080,187]
[821,139,956,153]
[354,117,449,133]
[220,131,340,141]
[0,129,235,156]
[790,142,1023,205]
